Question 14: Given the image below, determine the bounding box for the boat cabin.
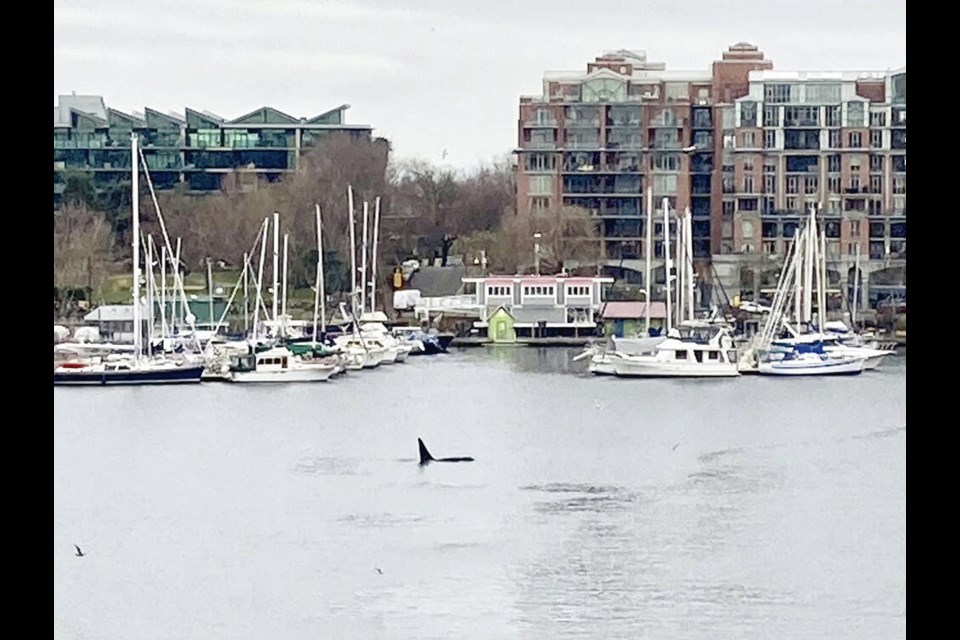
[230,352,291,372]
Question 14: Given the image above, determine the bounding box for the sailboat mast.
[160,245,168,341]
[819,229,827,328]
[206,257,214,340]
[147,235,155,356]
[684,208,694,322]
[644,186,652,334]
[804,206,815,324]
[242,251,249,334]
[852,242,861,327]
[173,238,182,327]
[370,196,381,314]
[272,212,280,327]
[253,217,269,342]
[360,201,369,314]
[348,186,357,305]
[281,233,289,337]
[662,197,672,334]
[131,133,142,363]
[313,205,324,346]
[812,224,822,330]
[675,208,684,327]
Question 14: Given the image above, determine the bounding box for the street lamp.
[533,232,543,275]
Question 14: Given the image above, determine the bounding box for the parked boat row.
[53,135,453,387]
[572,200,897,379]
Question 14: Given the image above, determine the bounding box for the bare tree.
[53,205,115,316]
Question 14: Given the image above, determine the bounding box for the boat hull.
[54,365,205,386]
[613,360,740,378]
[229,366,336,383]
[757,358,865,376]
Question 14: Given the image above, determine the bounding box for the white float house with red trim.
[463,274,614,338]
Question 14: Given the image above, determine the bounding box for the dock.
[451,337,593,348]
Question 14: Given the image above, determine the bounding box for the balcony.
[524,117,558,128]
[565,119,601,128]
[650,140,682,150]
[606,139,644,150]
[524,140,557,150]
[564,139,602,150]
[783,117,820,128]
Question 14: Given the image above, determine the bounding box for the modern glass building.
[53,94,374,208]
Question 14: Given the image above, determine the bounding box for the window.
[870,130,883,148]
[523,285,556,297]
[763,196,775,214]
[850,175,861,191]
[764,240,777,254]
[764,130,776,148]
[784,106,820,127]
[786,197,798,212]
[665,82,690,101]
[740,101,758,127]
[847,101,865,127]
[708,351,719,361]
[893,175,906,194]
[763,105,780,127]
[654,174,678,194]
[652,153,680,171]
[763,175,776,194]
[805,83,841,103]
[487,285,513,297]
[870,155,884,172]
[869,175,883,194]
[738,198,758,211]
[742,131,756,147]
[529,175,553,195]
[722,200,735,216]
[743,175,755,193]
[675,350,688,360]
[870,111,887,127]
[825,105,842,127]
[764,83,796,103]
[804,176,819,195]
[526,153,555,172]
[566,285,590,297]
[531,197,550,212]
[849,132,862,148]
[786,176,799,194]
[828,176,841,194]
[828,130,842,148]
[828,155,841,172]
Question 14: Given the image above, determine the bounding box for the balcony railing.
[525,141,557,150]
[565,140,602,150]
[525,118,558,127]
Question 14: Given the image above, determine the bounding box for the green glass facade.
[53,96,374,209]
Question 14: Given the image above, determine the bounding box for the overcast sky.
[54,0,905,171]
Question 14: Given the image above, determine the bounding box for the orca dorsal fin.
[418,438,434,464]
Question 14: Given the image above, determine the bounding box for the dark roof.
[407,265,467,297]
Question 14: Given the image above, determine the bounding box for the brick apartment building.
[515,43,906,312]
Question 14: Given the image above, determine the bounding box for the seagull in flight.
[672,443,680,451]
[375,567,383,575]
[74,544,86,557]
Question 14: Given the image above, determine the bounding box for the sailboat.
[54,134,205,386]
[743,206,868,376]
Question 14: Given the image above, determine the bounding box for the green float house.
[486,306,517,343]
[598,301,668,338]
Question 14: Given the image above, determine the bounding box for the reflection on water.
[55,347,906,640]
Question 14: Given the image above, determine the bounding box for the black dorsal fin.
[418,438,434,464]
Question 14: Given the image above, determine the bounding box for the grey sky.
[54,0,906,171]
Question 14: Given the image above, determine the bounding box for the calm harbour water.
[53,347,906,640]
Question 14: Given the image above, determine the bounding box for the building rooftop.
[54,95,373,130]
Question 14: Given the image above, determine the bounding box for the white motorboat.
[227,346,336,383]
[610,326,741,378]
